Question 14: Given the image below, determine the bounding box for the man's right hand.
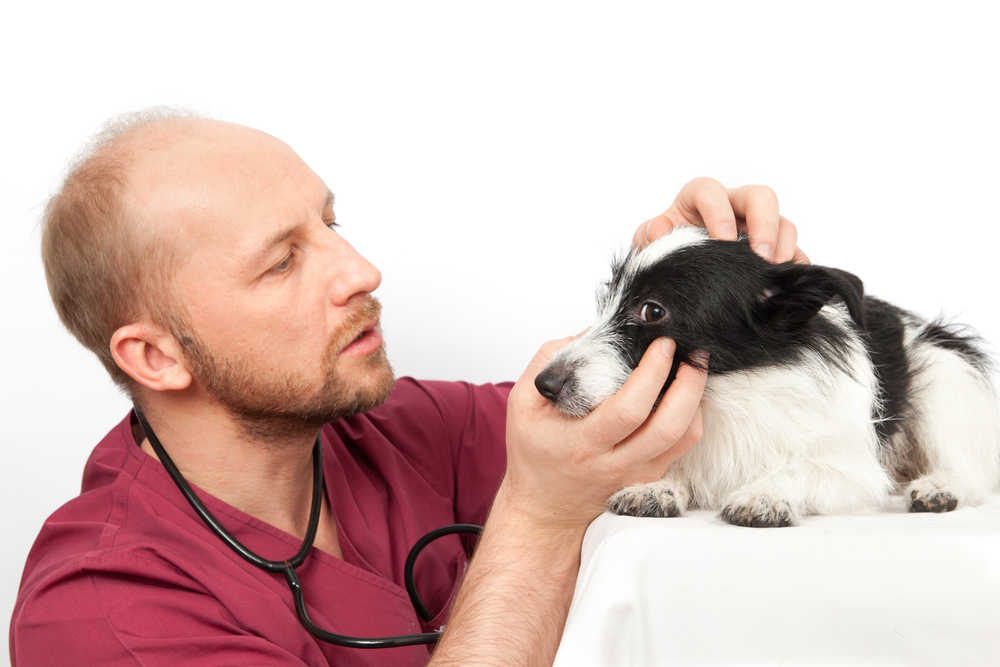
[500,335,707,530]
[432,337,707,666]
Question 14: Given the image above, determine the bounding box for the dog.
[534,226,1000,527]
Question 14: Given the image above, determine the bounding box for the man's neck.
[132,395,342,558]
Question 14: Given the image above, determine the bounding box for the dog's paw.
[607,483,684,518]
[720,495,796,528]
[907,478,958,513]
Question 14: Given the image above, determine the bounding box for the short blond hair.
[41,107,198,397]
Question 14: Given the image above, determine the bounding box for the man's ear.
[758,264,865,330]
[110,323,193,392]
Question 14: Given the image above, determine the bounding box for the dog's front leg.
[606,469,691,518]
[717,464,809,527]
[720,487,799,527]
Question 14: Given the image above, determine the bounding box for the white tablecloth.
[553,494,1000,666]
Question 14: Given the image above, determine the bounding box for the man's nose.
[535,361,572,402]
[327,236,382,306]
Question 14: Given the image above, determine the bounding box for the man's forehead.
[120,120,329,258]
[124,119,303,200]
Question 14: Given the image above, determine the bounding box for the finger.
[728,185,780,261]
[678,177,738,240]
[642,214,675,248]
[631,214,674,249]
[631,220,650,248]
[585,338,676,445]
[774,216,798,263]
[792,247,811,265]
[613,359,708,465]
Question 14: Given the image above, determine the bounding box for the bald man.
[11,109,801,666]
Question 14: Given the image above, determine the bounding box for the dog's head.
[535,226,865,417]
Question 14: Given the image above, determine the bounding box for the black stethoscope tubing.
[132,407,482,649]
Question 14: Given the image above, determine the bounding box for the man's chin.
[329,351,396,416]
[347,373,396,415]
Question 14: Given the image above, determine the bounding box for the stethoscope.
[132,408,482,649]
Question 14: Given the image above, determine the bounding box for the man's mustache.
[328,296,382,356]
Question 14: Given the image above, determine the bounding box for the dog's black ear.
[758,264,865,330]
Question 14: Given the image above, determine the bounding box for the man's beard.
[170,296,395,441]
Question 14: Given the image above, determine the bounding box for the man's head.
[42,109,394,432]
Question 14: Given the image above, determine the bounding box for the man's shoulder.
[17,418,134,575]
[14,467,191,609]
[14,413,209,623]
[10,509,207,663]
[8,521,274,667]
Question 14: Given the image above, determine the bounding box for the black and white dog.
[535,226,1000,527]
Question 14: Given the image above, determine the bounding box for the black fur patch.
[599,235,992,468]
[859,298,914,443]
[859,301,990,458]
[604,239,861,382]
[914,320,991,374]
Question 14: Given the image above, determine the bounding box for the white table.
[554,494,1000,666]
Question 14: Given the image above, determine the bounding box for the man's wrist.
[488,476,592,544]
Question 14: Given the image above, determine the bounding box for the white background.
[2,1,998,656]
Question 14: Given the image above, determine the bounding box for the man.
[11,109,802,666]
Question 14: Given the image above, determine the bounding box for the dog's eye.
[639,302,666,323]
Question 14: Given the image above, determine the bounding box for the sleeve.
[10,559,311,667]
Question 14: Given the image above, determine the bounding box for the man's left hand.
[633,177,809,264]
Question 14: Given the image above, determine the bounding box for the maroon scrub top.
[11,378,511,666]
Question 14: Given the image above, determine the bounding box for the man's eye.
[273,252,294,273]
[325,219,340,230]
[639,302,667,323]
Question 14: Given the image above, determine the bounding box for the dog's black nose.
[535,364,571,401]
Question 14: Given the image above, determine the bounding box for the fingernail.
[755,243,773,261]
[659,338,675,357]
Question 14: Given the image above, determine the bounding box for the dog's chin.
[551,394,597,419]
[546,379,607,418]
